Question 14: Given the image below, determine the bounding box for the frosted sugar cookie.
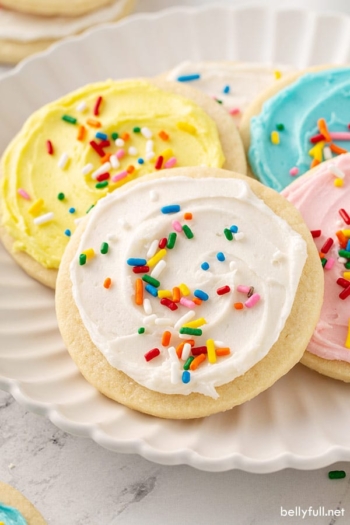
[0,79,246,288]
[0,0,135,64]
[165,61,294,126]
[240,66,350,191]
[282,154,350,382]
[0,482,47,525]
[0,0,114,17]
[56,167,323,419]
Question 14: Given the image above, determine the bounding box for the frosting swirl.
[0,503,27,525]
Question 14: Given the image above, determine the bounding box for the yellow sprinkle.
[343,271,350,279]
[270,131,280,145]
[334,178,344,187]
[206,339,216,364]
[308,141,325,162]
[274,70,282,80]
[158,290,173,298]
[342,229,350,237]
[160,148,174,162]
[147,248,166,267]
[179,283,190,296]
[345,319,350,349]
[82,248,95,259]
[177,122,196,134]
[183,318,207,328]
[28,198,44,216]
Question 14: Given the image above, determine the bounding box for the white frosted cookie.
[164,61,295,125]
[0,482,47,525]
[0,0,114,17]
[0,0,135,64]
[0,78,246,289]
[56,167,323,419]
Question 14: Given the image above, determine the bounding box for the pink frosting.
[282,153,350,363]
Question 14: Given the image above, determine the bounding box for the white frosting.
[0,0,129,41]
[167,61,294,124]
[70,176,307,398]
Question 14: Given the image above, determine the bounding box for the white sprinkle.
[272,250,283,262]
[58,152,69,169]
[149,190,158,201]
[92,162,111,180]
[323,146,332,160]
[168,346,178,362]
[143,314,157,325]
[175,311,196,330]
[155,318,172,326]
[146,140,154,151]
[74,217,83,225]
[147,239,159,258]
[229,261,236,271]
[76,101,87,112]
[182,343,192,361]
[33,212,54,225]
[338,257,348,264]
[82,163,93,175]
[143,298,152,315]
[115,138,125,147]
[234,232,245,240]
[171,362,181,384]
[214,341,225,348]
[8,463,15,470]
[107,233,118,242]
[179,333,193,340]
[145,151,155,161]
[329,164,345,179]
[110,155,120,169]
[336,219,344,227]
[141,127,153,139]
[118,218,130,229]
[128,146,138,156]
[151,260,166,279]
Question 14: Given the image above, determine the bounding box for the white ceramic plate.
[1,5,350,473]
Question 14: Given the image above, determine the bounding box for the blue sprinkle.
[64,229,71,237]
[201,262,210,271]
[182,370,191,383]
[347,239,350,251]
[96,131,108,140]
[177,74,201,82]
[127,258,147,266]
[223,85,230,94]
[145,284,158,297]
[194,289,209,301]
[161,204,181,214]
[217,252,225,262]
[137,158,144,165]
[230,225,238,233]
[69,207,76,214]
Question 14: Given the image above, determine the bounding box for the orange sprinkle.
[103,277,112,289]
[86,118,101,128]
[330,143,348,154]
[101,152,112,164]
[310,159,320,168]
[184,212,192,220]
[190,353,206,370]
[172,287,181,303]
[319,252,325,259]
[135,278,143,305]
[121,132,130,141]
[234,302,244,310]
[317,118,331,142]
[216,347,231,357]
[176,342,185,359]
[127,165,135,174]
[77,125,86,141]
[192,297,202,306]
[161,331,171,347]
[336,230,347,248]
[159,130,169,141]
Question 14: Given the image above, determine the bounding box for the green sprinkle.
[167,232,177,249]
[62,115,77,125]
[224,228,233,241]
[57,192,65,201]
[96,181,108,189]
[100,242,109,254]
[133,126,141,133]
[276,123,285,131]
[138,327,145,334]
[345,261,350,269]
[142,275,160,288]
[179,327,202,336]
[339,249,350,258]
[183,356,195,370]
[183,225,194,239]
[321,258,327,267]
[86,204,95,214]
[79,253,86,266]
[216,99,223,104]
[328,470,346,480]
[111,132,119,140]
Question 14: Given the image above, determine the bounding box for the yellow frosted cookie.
[0,482,47,525]
[0,0,114,17]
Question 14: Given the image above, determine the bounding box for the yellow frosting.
[0,79,225,269]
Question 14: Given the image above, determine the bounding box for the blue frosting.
[0,503,27,525]
[249,68,350,191]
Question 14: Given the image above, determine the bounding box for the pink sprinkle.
[180,297,196,309]
[230,108,241,115]
[245,293,260,308]
[17,188,31,200]
[164,157,177,169]
[330,132,350,141]
[237,285,250,293]
[116,149,125,160]
[172,220,183,233]
[325,258,335,270]
[111,170,128,182]
[289,167,299,176]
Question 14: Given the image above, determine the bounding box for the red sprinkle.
[158,238,167,249]
[155,156,164,170]
[90,140,106,157]
[217,285,231,295]
[309,133,326,144]
[96,172,110,182]
[339,285,350,300]
[311,230,322,238]
[160,298,178,311]
[339,209,350,225]
[191,346,208,355]
[94,96,103,116]
[46,140,54,155]
[132,265,150,274]
[144,348,160,361]
[321,238,334,254]
[99,140,110,148]
[337,278,350,288]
